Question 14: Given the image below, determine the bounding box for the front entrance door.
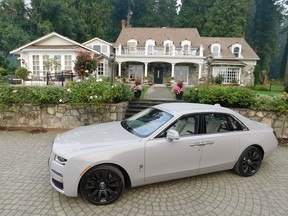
[154,67,163,84]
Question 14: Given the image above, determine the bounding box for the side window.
[227,115,247,131]
[204,113,230,134]
[204,113,247,134]
[157,115,199,138]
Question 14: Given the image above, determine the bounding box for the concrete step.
[125,99,183,119]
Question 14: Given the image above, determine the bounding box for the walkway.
[0,130,287,215]
[143,84,175,100]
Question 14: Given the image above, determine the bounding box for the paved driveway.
[0,130,287,216]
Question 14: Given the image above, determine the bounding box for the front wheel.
[233,146,263,177]
[79,165,125,205]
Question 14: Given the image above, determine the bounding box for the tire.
[79,165,125,205]
[233,146,263,177]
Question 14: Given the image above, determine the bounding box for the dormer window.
[127,39,138,53]
[181,40,191,55]
[231,44,242,58]
[211,43,221,57]
[163,39,173,55]
[146,39,155,55]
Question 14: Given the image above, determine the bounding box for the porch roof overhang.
[210,60,247,67]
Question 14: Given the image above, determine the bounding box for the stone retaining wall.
[0,102,129,129]
[0,103,287,138]
[234,109,287,138]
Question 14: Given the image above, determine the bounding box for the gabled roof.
[10,32,101,56]
[83,37,113,46]
[114,27,259,60]
[201,37,259,60]
[114,27,202,48]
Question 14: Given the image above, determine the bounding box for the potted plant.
[171,80,184,100]
[131,79,142,99]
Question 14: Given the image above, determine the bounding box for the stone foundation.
[0,103,287,138]
[0,102,128,129]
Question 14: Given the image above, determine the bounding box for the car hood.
[53,121,139,156]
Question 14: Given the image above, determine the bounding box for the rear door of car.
[144,114,203,184]
[198,113,242,174]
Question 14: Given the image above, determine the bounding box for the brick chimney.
[121,20,127,29]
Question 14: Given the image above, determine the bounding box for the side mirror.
[166,129,180,142]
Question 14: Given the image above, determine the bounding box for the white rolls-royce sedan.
[48,103,278,205]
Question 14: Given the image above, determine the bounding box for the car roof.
[154,103,232,116]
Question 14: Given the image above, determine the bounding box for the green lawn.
[254,84,284,95]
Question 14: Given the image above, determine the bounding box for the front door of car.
[144,114,203,184]
[198,113,240,174]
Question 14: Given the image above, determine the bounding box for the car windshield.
[121,107,173,138]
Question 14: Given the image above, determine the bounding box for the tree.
[246,0,282,72]
[15,67,29,84]
[202,0,253,37]
[176,0,214,34]
[73,52,98,78]
[132,0,178,27]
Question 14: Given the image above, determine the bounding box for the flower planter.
[175,92,183,100]
[134,91,142,98]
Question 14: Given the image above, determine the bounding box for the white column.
[144,62,148,77]
[118,44,122,55]
[198,64,202,80]
[118,62,122,77]
[171,63,175,77]
[199,45,204,57]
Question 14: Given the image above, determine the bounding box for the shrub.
[15,67,29,81]
[284,84,288,93]
[212,75,224,85]
[73,52,98,77]
[183,85,255,108]
[251,85,269,91]
[0,78,133,108]
[251,94,288,113]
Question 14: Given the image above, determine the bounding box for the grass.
[253,84,284,95]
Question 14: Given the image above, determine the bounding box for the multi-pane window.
[174,66,189,84]
[183,44,189,55]
[233,47,240,57]
[64,55,72,70]
[54,55,61,73]
[32,55,40,76]
[93,45,101,52]
[42,55,50,76]
[128,41,137,53]
[213,67,240,84]
[147,44,154,55]
[102,45,108,54]
[212,45,220,57]
[97,63,104,76]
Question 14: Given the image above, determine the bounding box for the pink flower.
[171,85,184,94]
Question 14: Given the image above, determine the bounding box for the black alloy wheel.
[234,146,263,177]
[79,165,124,205]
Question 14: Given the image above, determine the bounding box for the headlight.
[55,155,67,165]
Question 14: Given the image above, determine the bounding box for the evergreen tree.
[176,0,214,34]
[246,0,282,72]
[202,0,253,37]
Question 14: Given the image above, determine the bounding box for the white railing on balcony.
[116,46,203,57]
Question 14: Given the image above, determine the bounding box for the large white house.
[11,27,259,86]
[114,26,259,86]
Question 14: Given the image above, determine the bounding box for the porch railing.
[116,46,201,57]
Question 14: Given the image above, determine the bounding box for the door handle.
[190,141,214,147]
[190,142,204,147]
[203,141,214,145]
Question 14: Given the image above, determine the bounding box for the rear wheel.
[79,165,124,205]
[234,146,263,177]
